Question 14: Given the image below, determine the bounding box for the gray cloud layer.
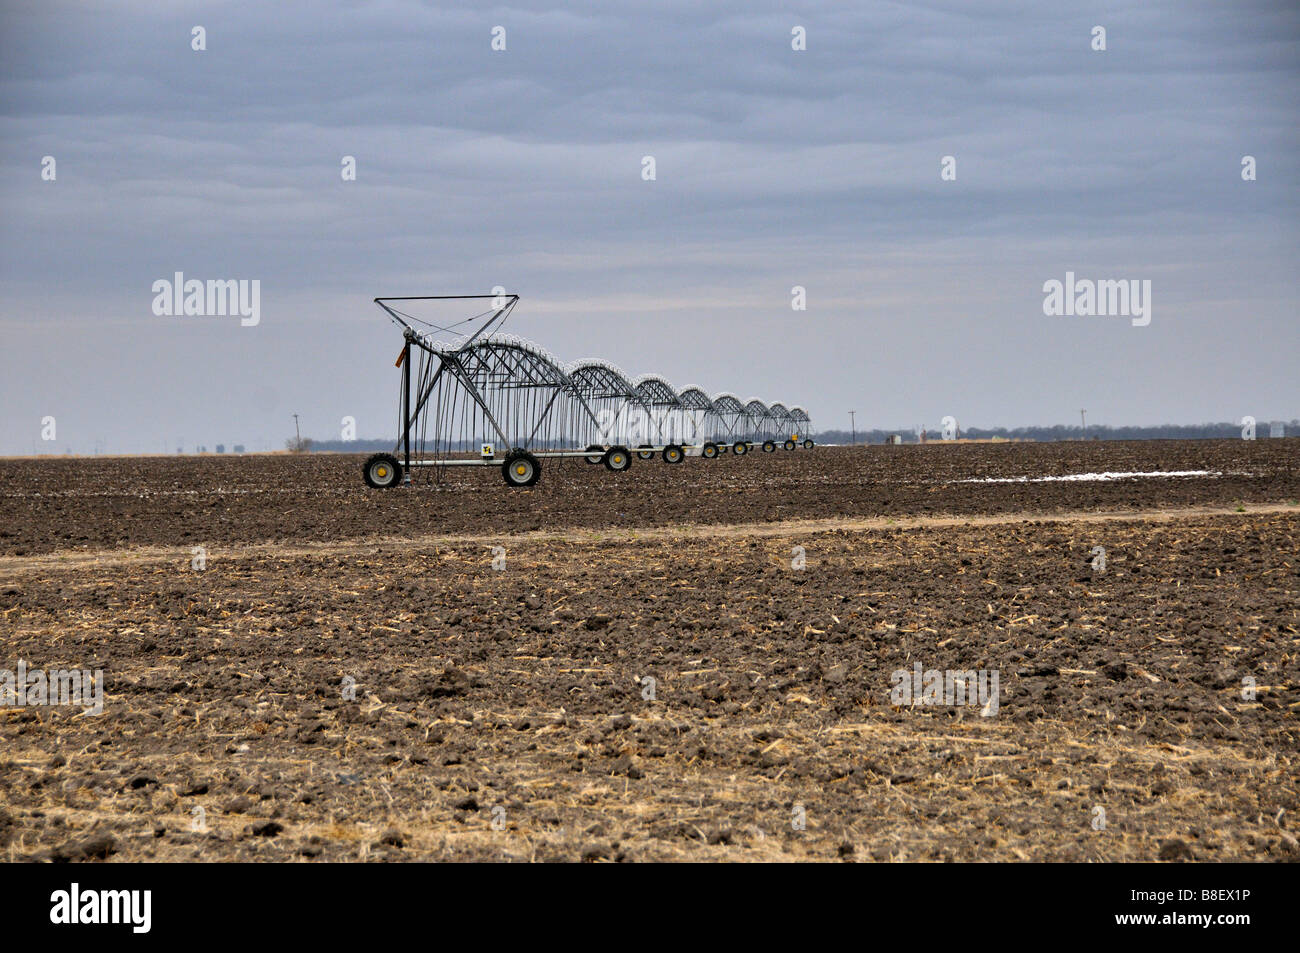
[2,0,1297,452]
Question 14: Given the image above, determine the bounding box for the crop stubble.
[0,441,1297,861]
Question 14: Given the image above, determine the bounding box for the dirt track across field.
[1,443,1297,861]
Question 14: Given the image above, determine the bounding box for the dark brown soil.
[0,443,1296,861]
[1,439,1296,557]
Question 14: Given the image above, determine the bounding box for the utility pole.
[1080,409,1086,440]
[292,414,302,451]
[849,411,856,447]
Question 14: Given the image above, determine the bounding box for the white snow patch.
[956,470,1221,484]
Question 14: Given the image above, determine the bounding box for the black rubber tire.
[783,439,796,451]
[732,441,748,456]
[584,444,605,465]
[662,444,684,464]
[496,452,538,486]
[803,439,814,449]
[701,442,719,459]
[762,440,776,453]
[363,452,402,489]
[502,451,541,487]
[636,444,656,461]
[603,446,632,472]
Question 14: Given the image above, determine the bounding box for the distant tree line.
[820,420,1298,445]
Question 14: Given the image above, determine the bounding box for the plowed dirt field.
[1,441,1297,861]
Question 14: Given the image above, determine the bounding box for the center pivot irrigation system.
[362,295,815,488]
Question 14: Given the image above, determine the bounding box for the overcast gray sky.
[2,0,1297,453]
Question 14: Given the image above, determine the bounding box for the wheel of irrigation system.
[584,444,606,464]
[701,442,719,459]
[803,438,814,449]
[362,452,403,489]
[502,451,541,487]
[783,439,796,451]
[662,444,685,464]
[762,440,776,453]
[603,446,633,472]
[732,441,748,456]
[636,444,656,460]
